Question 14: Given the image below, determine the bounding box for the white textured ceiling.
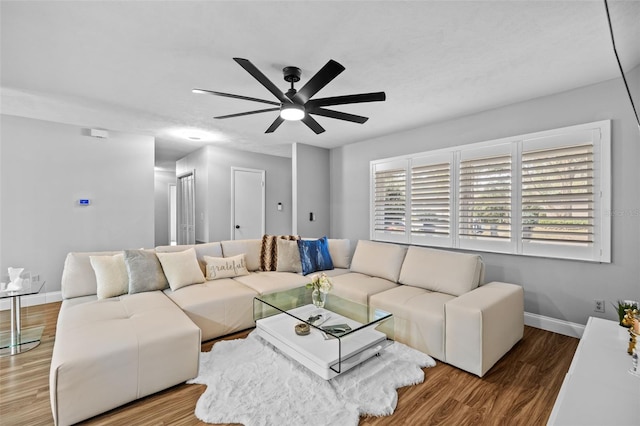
[2,1,639,169]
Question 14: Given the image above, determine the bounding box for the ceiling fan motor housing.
[282,66,301,83]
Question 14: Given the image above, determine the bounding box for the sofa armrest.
[445,282,524,377]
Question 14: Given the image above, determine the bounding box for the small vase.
[312,288,327,308]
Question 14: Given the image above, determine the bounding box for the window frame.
[369,120,611,263]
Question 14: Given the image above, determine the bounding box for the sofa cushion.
[124,250,169,294]
[155,242,223,275]
[156,248,206,291]
[328,239,351,269]
[203,254,249,280]
[89,253,129,299]
[232,271,308,295]
[370,286,455,361]
[260,234,300,271]
[398,246,483,296]
[297,236,334,275]
[275,239,302,273]
[329,272,399,305]
[164,278,257,341]
[61,250,124,299]
[349,240,407,282]
[220,239,262,271]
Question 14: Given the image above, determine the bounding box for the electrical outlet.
[594,299,605,313]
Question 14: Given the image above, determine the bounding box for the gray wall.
[154,169,175,246]
[177,145,292,242]
[293,143,330,238]
[331,76,640,325]
[0,115,155,293]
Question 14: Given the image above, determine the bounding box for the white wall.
[293,143,330,238]
[177,145,292,242]
[331,76,640,326]
[154,169,176,246]
[0,115,155,294]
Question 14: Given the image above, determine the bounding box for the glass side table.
[0,279,45,356]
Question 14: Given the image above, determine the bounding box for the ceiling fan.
[192,58,386,134]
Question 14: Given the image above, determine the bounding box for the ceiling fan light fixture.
[280,103,305,121]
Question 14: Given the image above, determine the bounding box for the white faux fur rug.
[187,330,435,426]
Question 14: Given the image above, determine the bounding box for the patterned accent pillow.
[260,234,300,271]
[297,236,334,276]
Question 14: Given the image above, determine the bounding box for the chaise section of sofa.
[51,293,200,426]
[51,252,201,426]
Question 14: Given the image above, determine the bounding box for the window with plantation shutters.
[370,120,610,262]
[410,154,453,247]
[459,152,512,244]
[371,160,408,243]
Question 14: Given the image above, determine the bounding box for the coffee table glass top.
[254,286,393,339]
[0,280,45,299]
[253,286,394,379]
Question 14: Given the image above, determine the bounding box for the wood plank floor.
[0,302,578,425]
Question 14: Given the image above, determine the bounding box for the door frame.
[168,182,177,245]
[177,170,196,245]
[230,167,265,240]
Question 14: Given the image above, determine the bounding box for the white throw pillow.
[156,248,206,291]
[275,238,302,273]
[204,254,250,280]
[90,253,129,299]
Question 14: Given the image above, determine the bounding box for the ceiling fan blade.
[292,59,345,104]
[302,115,325,134]
[306,92,386,108]
[214,108,280,119]
[265,116,285,133]
[233,58,291,104]
[193,88,280,106]
[308,107,369,124]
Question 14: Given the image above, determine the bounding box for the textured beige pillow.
[90,253,129,299]
[275,238,302,273]
[156,248,205,291]
[204,254,250,280]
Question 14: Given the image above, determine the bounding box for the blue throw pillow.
[297,236,334,276]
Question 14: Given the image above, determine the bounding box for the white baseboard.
[525,312,585,338]
[0,291,62,311]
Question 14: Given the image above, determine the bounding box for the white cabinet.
[548,317,640,425]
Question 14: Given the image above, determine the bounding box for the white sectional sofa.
[50,238,523,425]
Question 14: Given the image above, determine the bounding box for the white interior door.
[232,168,265,240]
[177,172,195,245]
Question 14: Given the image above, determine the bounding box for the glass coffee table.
[0,279,46,356]
[254,286,394,380]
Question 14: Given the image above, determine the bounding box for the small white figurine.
[6,267,26,291]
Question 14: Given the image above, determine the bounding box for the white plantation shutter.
[521,127,608,261]
[410,154,453,247]
[522,144,593,244]
[371,160,408,243]
[458,145,514,252]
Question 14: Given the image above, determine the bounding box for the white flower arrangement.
[306,272,333,294]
